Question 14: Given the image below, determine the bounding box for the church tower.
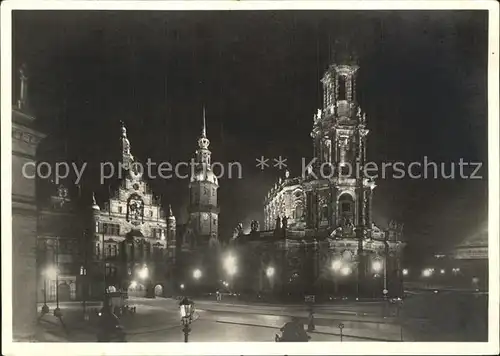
[306,42,374,234]
[188,108,219,247]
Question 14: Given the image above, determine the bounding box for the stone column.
[12,107,45,341]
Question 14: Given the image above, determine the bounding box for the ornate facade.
[232,50,405,299]
[88,123,177,298]
[12,65,46,340]
[36,123,178,302]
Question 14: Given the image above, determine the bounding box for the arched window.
[322,205,329,220]
[338,193,355,226]
[338,75,346,100]
[295,204,303,220]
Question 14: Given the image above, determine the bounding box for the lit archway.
[154,284,164,297]
[127,281,146,297]
[338,193,355,226]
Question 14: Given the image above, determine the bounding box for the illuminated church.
[230,48,405,299]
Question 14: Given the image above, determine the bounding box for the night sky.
[13,10,488,267]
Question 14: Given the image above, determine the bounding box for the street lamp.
[440,269,445,275]
[223,255,237,276]
[193,269,202,280]
[266,266,275,278]
[402,268,409,276]
[341,266,352,276]
[53,240,62,318]
[180,283,185,290]
[331,260,342,272]
[372,260,383,273]
[179,297,195,342]
[139,266,149,279]
[422,268,433,277]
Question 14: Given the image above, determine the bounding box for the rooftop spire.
[92,192,100,211]
[17,64,28,109]
[120,120,134,169]
[202,106,207,138]
[198,107,210,150]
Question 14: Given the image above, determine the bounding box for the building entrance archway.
[154,284,164,297]
[127,281,146,297]
[58,282,71,302]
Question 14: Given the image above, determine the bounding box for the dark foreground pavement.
[35,290,487,342]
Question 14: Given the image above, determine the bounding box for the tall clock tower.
[188,108,219,248]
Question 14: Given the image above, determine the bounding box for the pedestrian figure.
[307,308,315,332]
[96,306,125,342]
[279,317,310,342]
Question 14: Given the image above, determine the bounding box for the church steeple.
[188,106,219,247]
[197,106,210,152]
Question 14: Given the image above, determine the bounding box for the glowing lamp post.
[372,260,383,273]
[341,266,352,276]
[139,266,149,280]
[402,268,409,276]
[266,267,275,278]
[179,297,195,342]
[224,255,237,276]
[193,269,202,280]
[422,268,433,278]
[331,260,342,272]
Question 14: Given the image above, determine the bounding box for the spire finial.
[18,63,28,109]
[120,120,127,138]
[168,204,173,216]
[92,192,100,211]
[197,106,210,150]
[202,106,207,138]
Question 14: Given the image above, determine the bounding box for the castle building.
[88,122,177,298]
[36,123,177,302]
[230,49,405,299]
